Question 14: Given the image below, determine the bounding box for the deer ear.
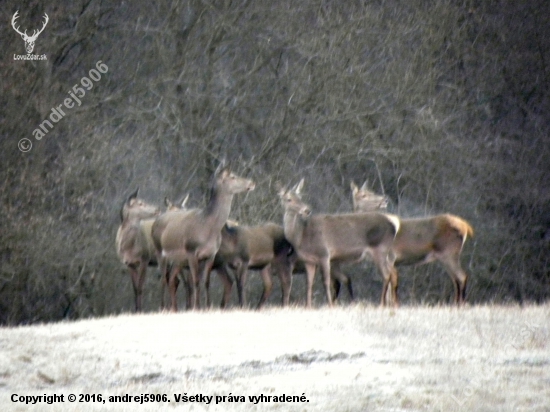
[226,219,239,228]
[180,193,189,209]
[275,182,286,197]
[294,178,305,195]
[360,180,369,192]
[350,181,358,194]
[164,197,172,208]
[128,188,139,204]
[215,158,227,176]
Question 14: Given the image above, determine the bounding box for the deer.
[205,222,294,309]
[278,179,400,307]
[115,188,160,312]
[154,199,244,311]
[152,195,200,310]
[156,162,255,311]
[351,181,474,304]
[205,220,355,309]
[12,11,49,54]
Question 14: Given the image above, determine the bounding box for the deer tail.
[445,214,474,245]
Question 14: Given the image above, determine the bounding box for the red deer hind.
[152,195,192,309]
[351,181,474,304]
[208,221,354,309]
[278,179,400,307]
[155,197,238,311]
[115,188,160,311]
[207,222,294,309]
[156,162,255,311]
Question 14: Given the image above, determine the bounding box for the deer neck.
[356,200,382,213]
[121,216,147,234]
[283,209,305,249]
[204,187,234,232]
[120,210,140,229]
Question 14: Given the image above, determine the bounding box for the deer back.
[300,212,398,259]
[242,223,285,266]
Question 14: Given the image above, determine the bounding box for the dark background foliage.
[1,0,548,324]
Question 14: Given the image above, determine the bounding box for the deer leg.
[344,273,354,301]
[376,246,398,307]
[240,266,250,308]
[451,277,460,305]
[330,262,342,302]
[332,268,354,302]
[304,262,317,308]
[235,262,249,308]
[204,268,211,307]
[135,259,148,312]
[179,271,191,310]
[187,257,199,310]
[257,264,273,309]
[159,258,168,310]
[389,265,399,307]
[160,260,179,310]
[380,253,399,307]
[331,268,341,303]
[216,266,234,309]
[233,263,243,306]
[272,251,293,307]
[320,257,333,307]
[455,268,468,305]
[376,255,391,307]
[278,261,293,307]
[380,276,389,306]
[461,277,468,304]
[128,265,141,312]
[440,255,468,305]
[168,263,182,312]
[198,256,215,309]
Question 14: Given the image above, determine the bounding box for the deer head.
[350,180,389,212]
[214,162,256,195]
[12,11,49,54]
[278,179,312,218]
[119,188,160,222]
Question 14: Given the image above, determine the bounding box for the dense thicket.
[1,0,548,324]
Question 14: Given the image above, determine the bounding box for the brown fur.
[279,179,400,307]
[207,223,294,308]
[152,202,194,310]
[209,222,354,309]
[155,165,255,311]
[115,189,159,311]
[353,185,474,304]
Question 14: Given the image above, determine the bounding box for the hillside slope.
[1,305,548,411]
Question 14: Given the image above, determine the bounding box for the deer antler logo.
[12,11,49,54]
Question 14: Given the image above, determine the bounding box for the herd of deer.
[116,162,474,312]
